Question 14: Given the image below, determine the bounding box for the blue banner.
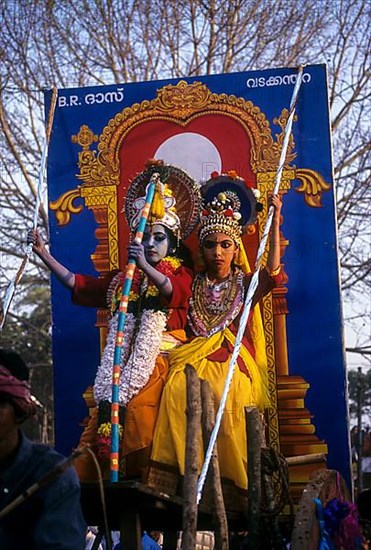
[46,64,350,490]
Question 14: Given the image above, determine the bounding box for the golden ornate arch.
[51,81,330,270]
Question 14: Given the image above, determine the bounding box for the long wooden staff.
[110,173,160,482]
[0,87,58,329]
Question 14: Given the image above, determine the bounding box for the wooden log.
[261,471,283,547]
[245,406,262,550]
[119,509,141,550]
[285,453,327,466]
[200,379,229,550]
[182,364,202,550]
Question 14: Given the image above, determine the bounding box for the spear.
[110,173,160,482]
[0,87,58,330]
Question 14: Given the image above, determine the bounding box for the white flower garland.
[93,309,167,406]
[93,312,136,404]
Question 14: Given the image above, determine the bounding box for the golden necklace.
[188,267,244,337]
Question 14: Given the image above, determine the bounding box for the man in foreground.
[0,348,86,549]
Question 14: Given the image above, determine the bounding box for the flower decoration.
[226,170,239,179]
[108,256,182,315]
[96,421,124,461]
[95,256,182,408]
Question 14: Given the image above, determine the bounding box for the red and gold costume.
[72,263,192,480]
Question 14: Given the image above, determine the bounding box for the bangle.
[158,276,169,289]
[269,265,281,276]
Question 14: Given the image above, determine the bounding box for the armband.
[158,276,169,289]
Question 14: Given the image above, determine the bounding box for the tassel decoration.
[149,180,165,223]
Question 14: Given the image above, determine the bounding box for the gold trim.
[256,171,285,450]
[80,186,119,270]
[272,109,297,166]
[294,168,332,207]
[263,291,280,451]
[156,80,212,113]
[49,188,82,226]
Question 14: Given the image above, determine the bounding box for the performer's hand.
[128,241,148,269]
[269,194,282,220]
[27,229,48,257]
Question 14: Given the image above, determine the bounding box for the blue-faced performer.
[29,160,201,481]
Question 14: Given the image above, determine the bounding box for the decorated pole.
[0,87,58,329]
[110,173,160,482]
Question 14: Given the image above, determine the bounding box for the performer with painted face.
[148,171,282,511]
[29,160,201,481]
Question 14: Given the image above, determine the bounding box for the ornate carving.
[75,80,283,180]
[80,186,119,271]
[271,109,297,167]
[263,291,280,451]
[294,168,332,207]
[80,185,116,207]
[107,196,119,270]
[49,188,83,226]
[51,82,332,231]
[72,124,98,149]
[155,80,212,114]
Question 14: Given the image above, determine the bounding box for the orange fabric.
[73,408,99,482]
[122,354,168,456]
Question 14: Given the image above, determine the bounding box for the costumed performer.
[29,160,201,481]
[148,171,282,512]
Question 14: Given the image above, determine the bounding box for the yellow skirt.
[151,328,270,490]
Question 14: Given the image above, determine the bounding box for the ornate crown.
[199,171,262,244]
[125,160,202,239]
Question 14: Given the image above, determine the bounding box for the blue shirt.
[141,532,162,550]
[112,533,162,550]
[0,432,86,549]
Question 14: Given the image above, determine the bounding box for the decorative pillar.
[258,172,328,502]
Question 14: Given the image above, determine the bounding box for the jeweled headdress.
[125,159,202,239]
[199,171,262,245]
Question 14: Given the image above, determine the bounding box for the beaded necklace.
[188,267,244,337]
